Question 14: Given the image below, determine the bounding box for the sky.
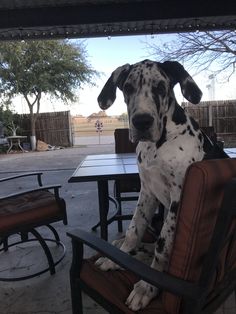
[15,34,236,117]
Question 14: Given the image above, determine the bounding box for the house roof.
[0,1,235,40]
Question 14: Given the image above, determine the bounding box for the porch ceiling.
[0,1,235,40]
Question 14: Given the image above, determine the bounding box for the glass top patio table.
[69,153,138,182]
[68,153,139,240]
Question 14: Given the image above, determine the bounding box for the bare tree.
[146,30,236,78]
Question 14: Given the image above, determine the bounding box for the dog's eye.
[153,82,166,97]
[123,83,134,95]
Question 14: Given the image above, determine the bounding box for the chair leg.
[91,221,100,231]
[0,228,66,281]
[21,231,29,242]
[117,200,123,233]
[0,236,9,251]
[30,229,56,275]
[3,237,8,252]
[70,239,84,314]
[70,279,83,314]
[114,187,123,233]
[46,224,60,243]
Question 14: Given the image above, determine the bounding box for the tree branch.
[146,30,236,77]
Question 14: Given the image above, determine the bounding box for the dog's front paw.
[126,280,158,311]
[95,257,121,271]
[112,236,125,248]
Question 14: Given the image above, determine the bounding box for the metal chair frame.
[67,175,236,314]
[0,172,67,281]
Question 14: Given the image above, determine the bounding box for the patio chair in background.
[201,126,224,149]
[91,128,141,234]
[113,128,164,233]
[0,172,67,281]
[91,128,164,238]
[113,128,140,232]
[67,157,236,314]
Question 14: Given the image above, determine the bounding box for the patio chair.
[113,128,164,233]
[113,128,140,232]
[91,128,141,234]
[67,157,236,314]
[0,172,67,281]
[201,126,224,149]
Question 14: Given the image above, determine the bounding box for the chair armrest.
[0,184,62,201]
[0,172,43,186]
[67,228,201,301]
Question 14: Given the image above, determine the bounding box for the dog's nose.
[132,114,154,131]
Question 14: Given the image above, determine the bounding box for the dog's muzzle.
[132,113,154,131]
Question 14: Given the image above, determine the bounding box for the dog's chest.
[136,135,204,205]
[136,142,179,185]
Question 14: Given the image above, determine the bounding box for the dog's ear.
[160,61,202,104]
[97,64,131,109]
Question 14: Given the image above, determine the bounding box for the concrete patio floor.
[0,144,235,314]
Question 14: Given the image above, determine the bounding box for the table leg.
[7,140,13,154]
[17,139,25,152]
[7,138,25,153]
[97,180,109,240]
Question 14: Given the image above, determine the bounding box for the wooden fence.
[16,100,236,148]
[183,100,236,147]
[18,111,73,147]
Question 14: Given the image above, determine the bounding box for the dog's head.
[98,59,202,143]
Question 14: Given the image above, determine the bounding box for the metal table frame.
[68,153,139,240]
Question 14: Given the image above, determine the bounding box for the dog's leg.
[126,200,179,311]
[95,191,159,270]
[120,192,159,251]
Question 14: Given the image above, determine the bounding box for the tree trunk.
[30,114,37,150]
[30,115,36,136]
[24,91,41,151]
[30,135,37,151]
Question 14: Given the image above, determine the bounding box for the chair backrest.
[114,128,140,194]
[162,158,236,314]
[201,126,217,142]
[114,128,137,153]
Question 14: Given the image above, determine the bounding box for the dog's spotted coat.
[96,60,228,311]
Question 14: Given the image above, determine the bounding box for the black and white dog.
[96,60,228,311]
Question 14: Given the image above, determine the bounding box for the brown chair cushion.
[80,257,168,314]
[0,190,64,233]
[162,158,236,314]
